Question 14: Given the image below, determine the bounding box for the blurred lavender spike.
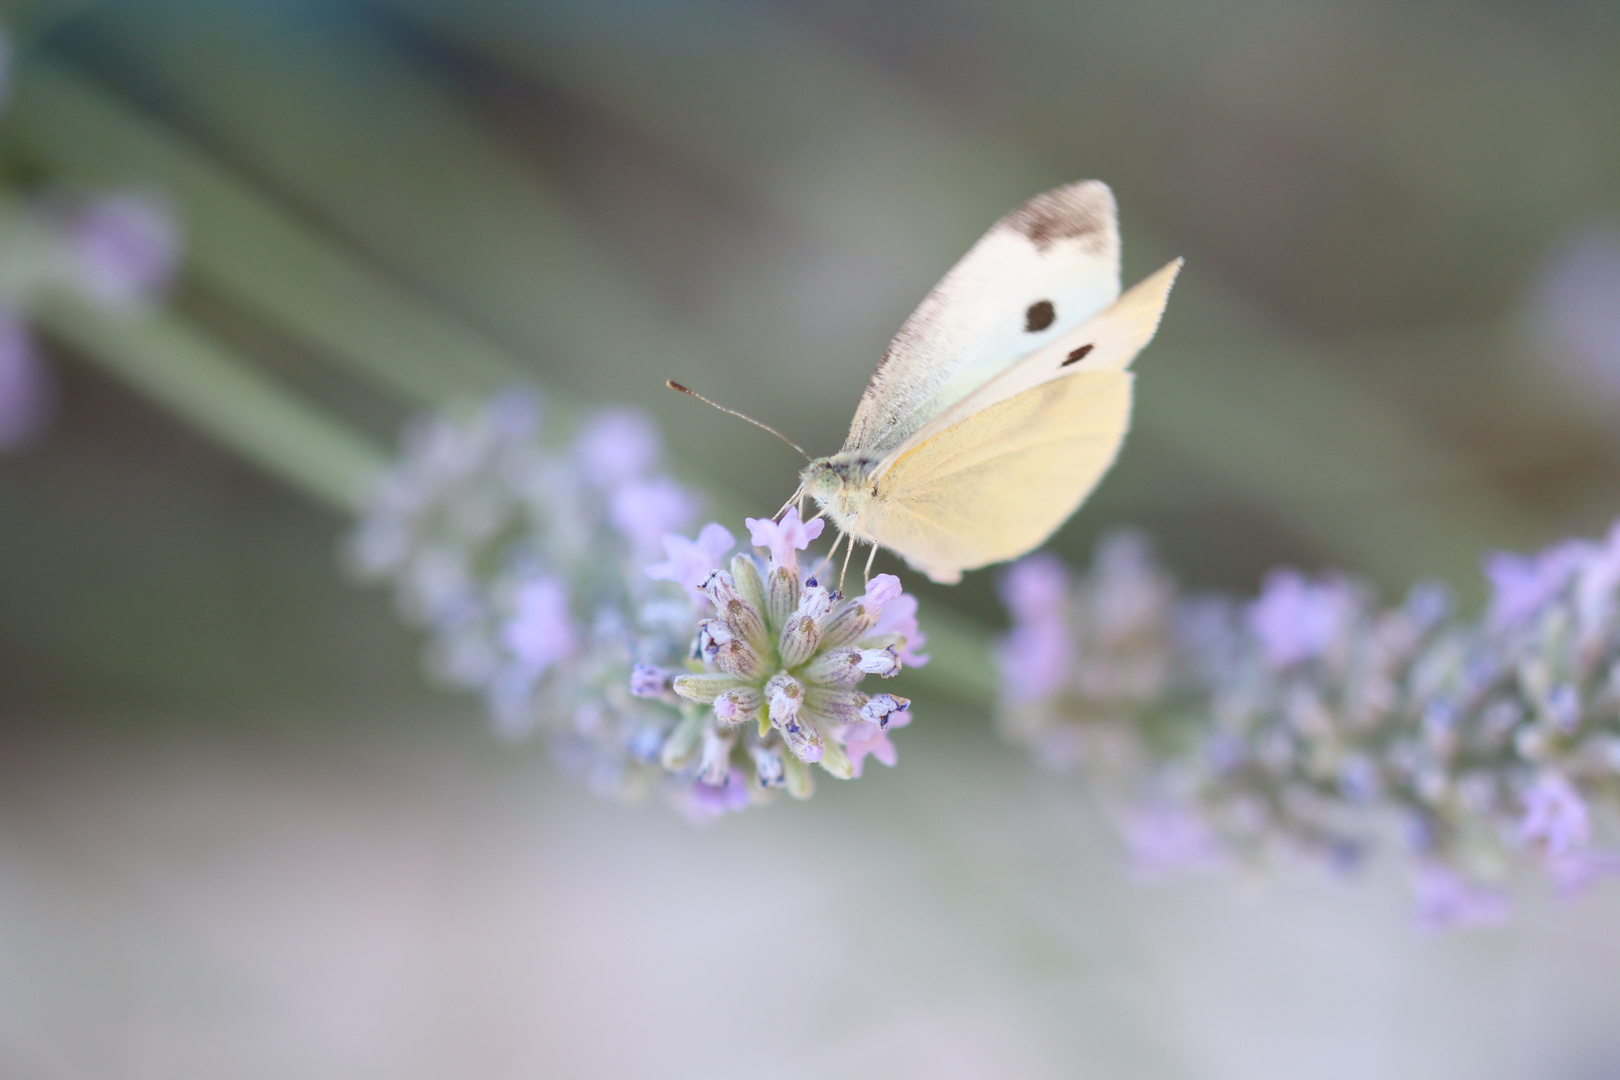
[1524,221,1620,409]
[0,189,182,450]
[0,304,51,449]
[351,390,925,818]
[998,524,1620,928]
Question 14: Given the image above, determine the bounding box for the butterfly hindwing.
[861,372,1134,583]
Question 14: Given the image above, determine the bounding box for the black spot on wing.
[1024,300,1056,332]
[1062,344,1094,366]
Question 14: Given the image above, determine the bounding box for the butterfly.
[676,180,1180,585]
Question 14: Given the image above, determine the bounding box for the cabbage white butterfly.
[675,180,1180,585]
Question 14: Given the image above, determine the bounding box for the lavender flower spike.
[995,521,1620,928]
[350,391,712,803]
[663,516,924,801]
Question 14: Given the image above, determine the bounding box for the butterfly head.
[801,453,879,524]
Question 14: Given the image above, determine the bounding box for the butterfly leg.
[838,530,857,594]
[809,528,846,585]
[863,540,879,585]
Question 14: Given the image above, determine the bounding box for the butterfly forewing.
[884,257,1182,463]
[842,181,1122,458]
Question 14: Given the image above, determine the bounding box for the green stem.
[7,56,527,407]
[34,295,387,512]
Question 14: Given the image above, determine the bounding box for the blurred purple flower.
[856,573,902,617]
[1545,848,1620,898]
[844,725,896,778]
[576,408,661,489]
[1412,863,1509,931]
[1484,540,1589,633]
[646,522,735,604]
[998,555,1072,702]
[66,193,180,306]
[1247,569,1357,668]
[609,477,696,556]
[844,698,911,778]
[1125,805,1219,881]
[745,506,823,571]
[870,592,929,666]
[1576,520,1620,634]
[1524,222,1620,402]
[1519,772,1590,855]
[0,306,51,451]
[686,768,752,819]
[501,575,575,674]
[1001,551,1069,622]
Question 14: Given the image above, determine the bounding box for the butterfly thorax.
[801,454,881,536]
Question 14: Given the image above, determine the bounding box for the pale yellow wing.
[843,181,1121,458]
[856,371,1133,584]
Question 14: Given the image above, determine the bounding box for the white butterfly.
[793,181,1182,584]
[678,181,1180,585]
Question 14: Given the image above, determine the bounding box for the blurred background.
[0,0,1618,1075]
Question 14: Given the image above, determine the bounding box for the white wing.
[881,257,1182,470]
[842,181,1121,457]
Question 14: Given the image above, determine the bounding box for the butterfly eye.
[1024,300,1055,332]
[1062,344,1094,367]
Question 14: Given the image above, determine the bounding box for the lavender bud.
[714,686,764,726]
[818,733,854,779]
[672,672,745,704]
[781,753,815,799]
[860,693,910,729]
[856,645,902,678]
[766,672,821,761]
[730,553,767,615]
[700,726,736,785]
[801,646,864,686]
[713,637,766,680]
[660,711,704,769]
[695,619,732,664]
[804,685,866,724]
[749,742,785,787]
[778,613,820,669]
[766,564,802,632]
[796,583,834,623]
[702,568,770,655]
[780,718,824,763]
[629,664,673,699]
[818,599,875,651]
[779,587,830,669]
[765,672,804,729]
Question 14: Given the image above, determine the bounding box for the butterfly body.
[795,181,1180,585]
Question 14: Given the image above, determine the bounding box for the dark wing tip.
[1002,180,1118,254]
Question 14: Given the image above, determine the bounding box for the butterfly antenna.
[773,484,807,523]
[666,381,811,461]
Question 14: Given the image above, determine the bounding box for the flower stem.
[34,295,386,511]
